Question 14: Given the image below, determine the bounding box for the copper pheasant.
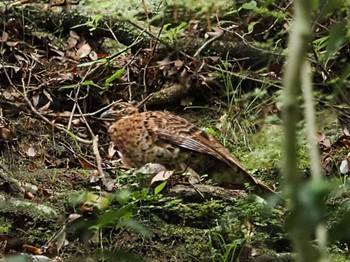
[102,102,274,193]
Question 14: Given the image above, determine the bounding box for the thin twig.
[92,135,104,179]
[194,32,223,58]
[39,100,122,119]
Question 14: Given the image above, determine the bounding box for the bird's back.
[108,110,274,192]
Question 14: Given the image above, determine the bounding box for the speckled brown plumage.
[102,102,274,193]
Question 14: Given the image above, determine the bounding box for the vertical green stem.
[282,0,324,261]
[302,52,328,262]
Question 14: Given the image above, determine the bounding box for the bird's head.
[101,102,139,121]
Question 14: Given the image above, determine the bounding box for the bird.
[101,102,274,194]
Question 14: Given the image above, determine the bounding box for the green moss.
[329,253,350,262]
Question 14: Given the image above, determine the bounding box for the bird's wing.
[156,126,275,193]
[156,127,235,166]
[154,119,245,171]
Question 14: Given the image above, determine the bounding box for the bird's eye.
[115,105,125,111]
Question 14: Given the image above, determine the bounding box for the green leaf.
[115,189,132,205]
[81,80,102,89]
[105,67,125,86]
[154,181,167,195]
[71,14,102,31]
[91,204,134,230]
[240,1,258,11]
[120,218,151,237]
[69,191,111,210]
[326,21,348,57]
[247,21,259,34]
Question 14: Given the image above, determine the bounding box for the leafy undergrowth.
[1,112,350,262]
[1,115,292,261]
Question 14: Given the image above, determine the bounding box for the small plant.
[71,15,103,31]
[209,232,242,262]
[161,22,187,45]
[49,168,59,183]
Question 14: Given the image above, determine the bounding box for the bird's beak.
[100,109,115,119]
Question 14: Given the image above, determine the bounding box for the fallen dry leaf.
[76,43,91,59]
[150,170,174,185]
